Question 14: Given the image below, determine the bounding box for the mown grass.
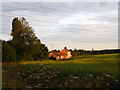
[2,53,120,88]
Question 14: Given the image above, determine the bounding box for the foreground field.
[2,53,120,88]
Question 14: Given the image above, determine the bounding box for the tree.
[11,17,48,60]
[2,41,16,63]
[40,44,49,60]
[33,43,49,60]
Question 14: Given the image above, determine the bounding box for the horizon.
[1,2,118,50]
[49,47,118,51]
[1,39,118,51]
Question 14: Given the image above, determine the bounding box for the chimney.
[64,46,67,49]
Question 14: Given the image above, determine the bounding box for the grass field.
[2,53,120,88]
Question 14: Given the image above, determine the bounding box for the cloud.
[1,2,118,50]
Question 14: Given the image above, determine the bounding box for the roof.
[50,51,62,56]
[50,49,70,56]
[61,49,70,54]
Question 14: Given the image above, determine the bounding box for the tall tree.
[11,17,48,60]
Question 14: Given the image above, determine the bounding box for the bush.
[2,41,16,63]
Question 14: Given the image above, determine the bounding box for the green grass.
[19,53,119,76]
[2,53,120,88]
[20,53,119,64]
[44,63,118,77]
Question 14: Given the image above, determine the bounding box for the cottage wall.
[67,51,72,58]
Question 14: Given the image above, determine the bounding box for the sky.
[1,2,118,50]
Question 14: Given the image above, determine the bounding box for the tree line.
[2,17,48,63]
[70,49,119,57]
[49,48,119,57]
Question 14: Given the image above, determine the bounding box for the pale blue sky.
[1,2,118,50]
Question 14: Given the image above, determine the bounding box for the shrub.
[2,41,16,63]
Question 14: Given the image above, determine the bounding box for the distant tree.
[53,50,57,52]
[2,41,16,63]
[57,50,60,52]
[71,49,78,57]
[91,48,94,55]
[69,49,73,52]
[33,43,49,60]
[53,49,60,52]
[81,49,85,55]
[40,44,49,60]
[11,17,48,60]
